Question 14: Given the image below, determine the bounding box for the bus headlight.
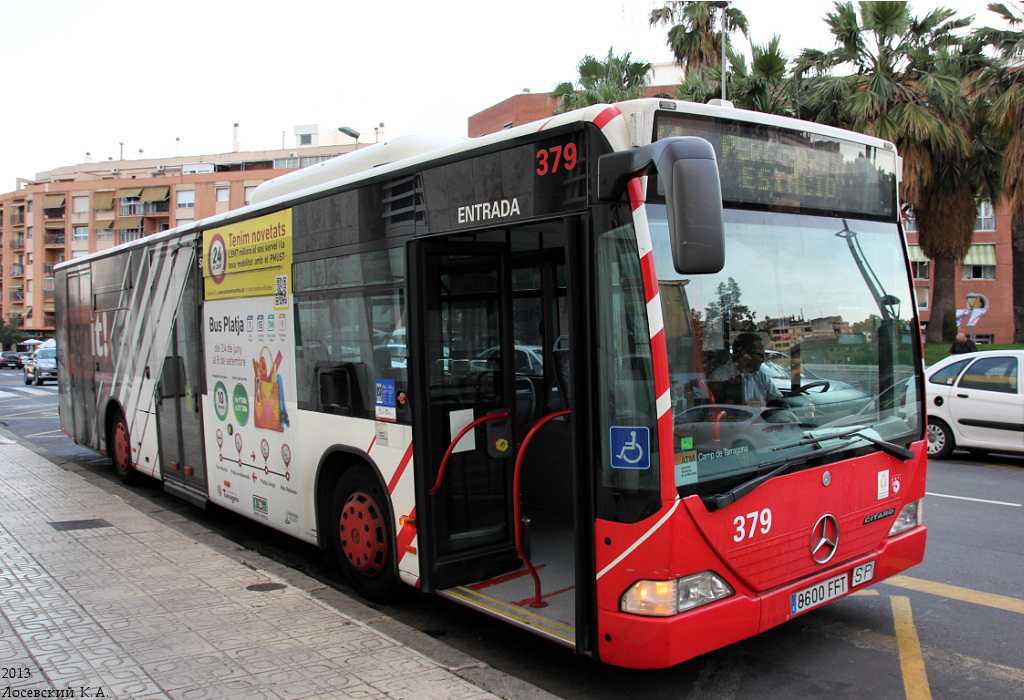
[889,499,922,536]
[620,571,733,616]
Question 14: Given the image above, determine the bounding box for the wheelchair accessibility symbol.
[609,426,651,470]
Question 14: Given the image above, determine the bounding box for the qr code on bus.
[275,275,287,308]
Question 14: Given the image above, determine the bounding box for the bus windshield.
[650,207,923,497]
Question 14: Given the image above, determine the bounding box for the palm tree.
[675,36,791,115]
[649,1,749,77]
[552,48,653,113]
[975,2,1024,340]
[793,1,982,343]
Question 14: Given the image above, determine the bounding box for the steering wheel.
[791,380,830,394]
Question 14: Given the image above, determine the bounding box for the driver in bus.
[708,333,792,417]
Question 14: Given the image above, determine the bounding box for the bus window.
[595,219,661,522]
[294,289,407,421]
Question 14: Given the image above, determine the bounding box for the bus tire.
[927,417,954,460]
[110,410,140,485]
[331,468,403,603]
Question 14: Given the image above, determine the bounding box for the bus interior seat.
[315,361,367,416]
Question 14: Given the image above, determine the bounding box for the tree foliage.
[552,48,653,113]
[649,1,749,74]
[0,319,28,350]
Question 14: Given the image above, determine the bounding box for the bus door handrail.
[513,408,571,608]
[430,410,511,495]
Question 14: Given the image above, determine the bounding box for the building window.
[911,260,929,280]
[177,190,195,209]
[963,265,996,280]
[245,186,256,205]
[299,133,313,145]
[916,286,929,310]
[216,187,230,202]
[962,244,996,280]
[975,202,995,231]
[96,228,114,241]
[73,196,89,214]
[72,226,89,241]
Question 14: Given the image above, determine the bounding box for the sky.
[0,0,1007,192]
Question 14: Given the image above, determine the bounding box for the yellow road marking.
[892,596,932,700]
[886,575,1024,615]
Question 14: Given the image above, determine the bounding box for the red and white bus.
[55,98,926,669]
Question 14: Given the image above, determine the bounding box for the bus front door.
[411,240,522,590]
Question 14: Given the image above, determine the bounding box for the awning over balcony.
[42,194,65,208]
[963,244,996,266]
[907,245,927,262]
[92,219,115,229]
[115,188,143,199]
[140,186,169,202]
[115,216,143,229]
[44,221,66,229]
[93,191,115,209]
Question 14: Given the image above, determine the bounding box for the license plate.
[791,572,849,615]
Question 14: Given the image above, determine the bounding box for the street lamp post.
[710,1,729,102]
[966,293,980,343]
[338,126,360,149]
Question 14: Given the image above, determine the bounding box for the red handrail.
[430,410,511,495]
[513,409,571,608]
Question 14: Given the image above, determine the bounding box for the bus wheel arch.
[105,402,140,485]
[317,450,403,602]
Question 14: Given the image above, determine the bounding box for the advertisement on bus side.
[201,209,302,535]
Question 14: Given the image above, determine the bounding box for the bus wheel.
[110,411,140,485]
[331,469,403,603]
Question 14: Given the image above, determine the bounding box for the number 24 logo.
[733,509,772,542]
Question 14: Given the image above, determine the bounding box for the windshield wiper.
[701,442,851,513]
[788,426,914,461]
[701,427,914,513]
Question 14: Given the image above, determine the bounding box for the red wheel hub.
[113,422,131,470]
[338,491,387,575]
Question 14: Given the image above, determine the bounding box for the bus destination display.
[655,112,897,219]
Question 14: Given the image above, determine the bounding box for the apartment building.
[1,134,356,340]
[906,201,1013,344]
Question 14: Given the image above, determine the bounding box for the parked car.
[23,347,57,385]
[925,349,1024,459]
[0,351,23,369]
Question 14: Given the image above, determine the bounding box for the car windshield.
[649,207,923,497]
[38,348,56,360]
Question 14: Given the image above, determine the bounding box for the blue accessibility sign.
[609,425,651,470]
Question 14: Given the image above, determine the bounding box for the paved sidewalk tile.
[0,441,501,700]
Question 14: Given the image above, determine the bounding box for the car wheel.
[331,468,403,603]
[927,418,955,460]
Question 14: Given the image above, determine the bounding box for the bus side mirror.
[598,137,725,274]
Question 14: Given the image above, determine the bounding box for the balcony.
[10,264,23,276]
[44,233,65,247]
[144,201,171,215]
[10,212,25,226]
[9,289,24,303]
[10,235,24,251]
[120,201,144,216]
[43,207,65,220]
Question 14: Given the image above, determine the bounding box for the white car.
[925,349,1024,459]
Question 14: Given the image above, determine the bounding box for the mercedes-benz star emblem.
[810,514,839,564]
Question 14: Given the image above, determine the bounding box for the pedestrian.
[949,332,977,355]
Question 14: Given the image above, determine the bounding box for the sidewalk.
[0,434,556,700]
